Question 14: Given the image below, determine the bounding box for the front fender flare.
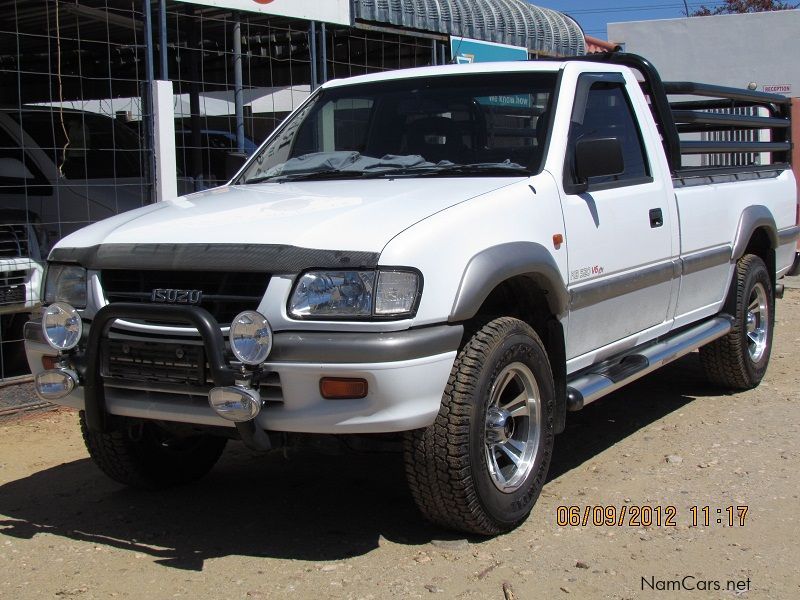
[448,242,568,322]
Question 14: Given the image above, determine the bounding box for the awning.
[353,0,586,57]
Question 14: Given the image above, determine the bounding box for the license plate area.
[102,339,206,386]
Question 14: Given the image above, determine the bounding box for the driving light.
[229,310,273,365]
[41,302,83,351]
[34,368,78,400]
[209,385,262,422]
[44,265,87,308]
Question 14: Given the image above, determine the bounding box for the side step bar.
[566,316,733,411]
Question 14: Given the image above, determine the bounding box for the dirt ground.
[1,292,799,600]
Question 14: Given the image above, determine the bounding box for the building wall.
[608,10,800,97]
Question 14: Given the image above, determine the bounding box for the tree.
[691,0,799,16]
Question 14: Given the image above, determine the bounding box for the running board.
[566,316,733,411]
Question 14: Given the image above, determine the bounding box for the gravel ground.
[0,290,799,599]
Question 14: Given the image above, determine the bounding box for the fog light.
[34,369,78,400]
[209,385,262,422]
[229,311,273,365]
[320,378,368,399]
[42,302,82,351]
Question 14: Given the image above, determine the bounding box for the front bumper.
[25,303,461,434]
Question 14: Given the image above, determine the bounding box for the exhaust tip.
[209,386,262,422]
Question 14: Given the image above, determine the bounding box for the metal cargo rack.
[556,52,793,180]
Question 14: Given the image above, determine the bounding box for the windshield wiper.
[425,163,531,176]
[244,169,365,184]
[362,163,531,179]
[244,162,530,184]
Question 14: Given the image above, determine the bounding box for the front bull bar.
[83,303,238,433]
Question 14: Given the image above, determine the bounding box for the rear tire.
[80,413,227,489]
[404,317,555,535]
[700,254,774,389]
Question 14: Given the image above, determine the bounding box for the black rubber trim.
[28,318,464,364]
[268,324,464,363]
[83,303,238,433]
[599,354,649,384]
[49,243,380,272]
[570,261,674,310]
[681,245,732,276]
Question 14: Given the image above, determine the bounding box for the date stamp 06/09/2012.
[556,505,749,528]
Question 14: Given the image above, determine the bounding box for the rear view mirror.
[572,137,624,193]
[225,152,248,180]
[0,157,34,181]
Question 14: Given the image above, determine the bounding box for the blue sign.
[449,37,529,64]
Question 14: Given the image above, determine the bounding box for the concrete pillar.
[233,20,245,154]
[153,80,178,202]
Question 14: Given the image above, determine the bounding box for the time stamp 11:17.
[555,505,749,528]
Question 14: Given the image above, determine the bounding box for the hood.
[54,178,520,254]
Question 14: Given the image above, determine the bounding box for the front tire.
[80,413,227,489]
[700,254,774,389]
[404,317,555,535]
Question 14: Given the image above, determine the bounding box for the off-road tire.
[404,317,555,535]
[80,413,227,489]
[700,254,774,389]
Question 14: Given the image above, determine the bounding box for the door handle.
[649,208,663,228]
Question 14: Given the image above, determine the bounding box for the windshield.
[238,72,556,183]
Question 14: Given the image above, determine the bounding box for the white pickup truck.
[25,54,799,535]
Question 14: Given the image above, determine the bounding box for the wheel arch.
[449,242,568,323]
[729,206,778,304]
[449,243,568,434]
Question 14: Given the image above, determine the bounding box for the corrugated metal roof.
[353,0,586,57]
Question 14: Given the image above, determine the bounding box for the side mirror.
[225,152,249,180]
[572,137,624,193]
[0,157,34,181]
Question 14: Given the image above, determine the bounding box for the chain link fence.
[0,0,441,382]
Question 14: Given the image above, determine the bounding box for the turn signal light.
[42,356,58,370]
[320,378,368,399]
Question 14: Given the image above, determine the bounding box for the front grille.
[0,225,30,258]
[101,337,284,400]
[100,270,270,325]
[0,270,26,306]
[102,339,206,386]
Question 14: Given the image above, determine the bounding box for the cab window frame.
[563,72,653,195]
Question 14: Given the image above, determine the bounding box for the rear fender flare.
[731,205,778,261]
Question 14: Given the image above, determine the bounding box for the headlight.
[229,310,273,365]
[41,302,83,351]
[289,269,420,319]
[44,264,87,308]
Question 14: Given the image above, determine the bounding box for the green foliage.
[692,0,799,16]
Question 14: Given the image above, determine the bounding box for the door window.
[566,81,651,190]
